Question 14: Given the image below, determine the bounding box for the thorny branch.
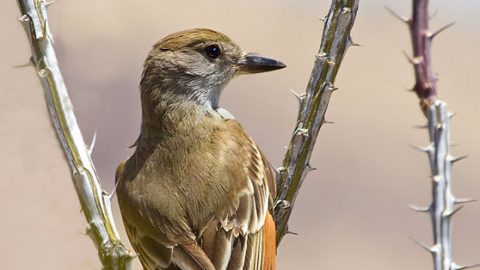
[274,0,359,244]
[391,1,476,270]
[16,0,134,269]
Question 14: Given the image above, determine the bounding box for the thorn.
[323,120,335,124]
[406,85,416,92]
[409,144,433,154]
[429,9,439,20]
[305,163,317,172]
[286,230,299,236]
[385,6,410,23]
[452,262,480,270]
[84,225,94,241]
[325,85,338,92]
[408,237,435,253]
[449,155,468,164]
[450,142,460,147]
[317,15,327,22]
[325,82,338,92]
[408,204,430,212]
[448,112,457,119]
[455,198,477,204]
[87,132,97,155]
[107,181,120,200]
[445,206,464,217]
[44,0,56,7]
[348,36,361,47]
[17,14,29,23]
[413,124,428,129]
[13,57,33,68]
[402,51,423,65]
[429,21,456,39]
[289,89,305,103]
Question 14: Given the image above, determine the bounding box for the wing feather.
[199,120,276,270]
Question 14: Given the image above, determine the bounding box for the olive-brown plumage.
[116,29,285,270]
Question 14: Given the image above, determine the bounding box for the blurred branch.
[275,0,359,244]
[16,0,134,269]
[391,1,474,269]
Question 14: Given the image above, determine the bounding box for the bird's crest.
[156,28,234,50]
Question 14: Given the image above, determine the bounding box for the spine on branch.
[275,0,359,244]
[16,1,134,269]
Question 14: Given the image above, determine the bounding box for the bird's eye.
[204,44,221,59]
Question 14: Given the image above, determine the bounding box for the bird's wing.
[196,120,277,270]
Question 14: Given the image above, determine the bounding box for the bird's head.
[140,28,286,111]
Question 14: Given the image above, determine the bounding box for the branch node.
[295,127,309,137]
[275,200,291,210]
[35,56,48,78]
[276,166,287,174]
[431,174,443,183]
[315,51,328,60]
[341,7,352,14]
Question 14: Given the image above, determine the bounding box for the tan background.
[2,0,480,269]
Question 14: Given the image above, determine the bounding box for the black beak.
[237,53,286,74]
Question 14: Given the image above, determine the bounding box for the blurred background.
[2,0,480,269]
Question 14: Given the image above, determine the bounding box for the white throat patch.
[215,107,235,120]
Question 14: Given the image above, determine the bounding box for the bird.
[115,28,286,270]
